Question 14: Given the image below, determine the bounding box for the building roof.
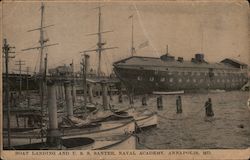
[114,56,244,70]
[220,58,248,67]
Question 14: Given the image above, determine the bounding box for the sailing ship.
[3,3,137,150]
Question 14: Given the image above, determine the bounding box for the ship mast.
[22,3,58,142]
[97,6,102,77]
[81,6,117,78]
[39,3,45,73]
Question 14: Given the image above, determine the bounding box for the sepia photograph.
[1,0,250,159]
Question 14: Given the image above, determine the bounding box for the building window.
[193,79,196,83]
[178,78,182,83]
[169,78,173,83]
[184,72,188,76]
[154,70,158,75]
[149,77,154,81]
[197,72,201,76]
[186,79,190,83]
[200,79,204,83]
[217,79,220,83]
[160,77,165,82]
[137,76,142,81]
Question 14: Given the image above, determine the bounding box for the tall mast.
[39,3,45,74]
[21,3,58,143]
[97,6,102,77]
[81,5,117,78]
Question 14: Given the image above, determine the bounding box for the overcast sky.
[2,0,249,75]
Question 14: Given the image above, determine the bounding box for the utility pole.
[71,59,76,105]
[15,60,25,97]
[44,53,48,84]
[26,67,30,98]
[3,38,15,148]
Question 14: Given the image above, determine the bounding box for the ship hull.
[114,66,248,95]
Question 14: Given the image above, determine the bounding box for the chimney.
[177,57,184,62]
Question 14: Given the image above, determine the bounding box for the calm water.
[6,90,249,149]
[127,91,250,149]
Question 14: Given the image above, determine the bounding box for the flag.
[138,40,149,49]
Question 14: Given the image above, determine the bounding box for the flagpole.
[129,15,136,56]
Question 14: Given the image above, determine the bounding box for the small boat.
[97,107,158,130]
[153,90,184,95]
[9,133,136,150]
[209,89,226,93]
[126,108,158,130]
[3,118,135,147]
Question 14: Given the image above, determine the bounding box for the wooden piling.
[101,81,108,110]
[46,80,61,146]
[64,81,73,117]
[88,83,93,103]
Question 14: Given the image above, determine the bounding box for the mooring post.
[157,96,163,110]
[64,81,73,117]
[204,98,214,117]
[176,96,182,114]
[88,83,93,103]
[46,80,61,147]
[71,81,77,106]
[142,95,147,106]
[101,81,108,110]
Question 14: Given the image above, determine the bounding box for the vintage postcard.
[1,0,249,159]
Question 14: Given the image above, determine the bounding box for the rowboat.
[153,90,184,95]
[94,107,158,130]
[9,133,136,150]
[3,118,135,147]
